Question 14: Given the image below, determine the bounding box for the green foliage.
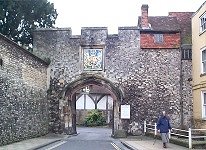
[84,110,106,127]
[0,0,57,50]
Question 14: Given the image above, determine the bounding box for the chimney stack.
[141,4,149,29]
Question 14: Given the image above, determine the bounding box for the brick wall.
[140,32,181,49]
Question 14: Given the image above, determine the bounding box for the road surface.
[38,127,129,150]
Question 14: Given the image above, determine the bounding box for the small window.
[202,91,206,118]
[200,12,206,33]
[182,49,192,60]
[154,34,163,43]
[202,49,206,73]
[0,58,2,68]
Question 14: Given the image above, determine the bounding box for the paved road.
[38,127,128,150]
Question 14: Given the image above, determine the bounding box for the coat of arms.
[83,49,103,70]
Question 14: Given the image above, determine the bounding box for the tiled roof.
[138,16,180,32]
[169,12,194,44]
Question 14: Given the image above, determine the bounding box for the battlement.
[33,26,140,38]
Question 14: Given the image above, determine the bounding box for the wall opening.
[62,74,123,136]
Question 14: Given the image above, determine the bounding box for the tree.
[0,0,57,50]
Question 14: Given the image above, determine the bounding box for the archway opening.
[63,74,123,136]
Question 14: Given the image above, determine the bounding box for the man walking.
[157,111,172,148]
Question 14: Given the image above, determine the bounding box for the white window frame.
[201,47,206,74]
[200,12,206,33]
[201,91,206,119]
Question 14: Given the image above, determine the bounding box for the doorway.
[62,74,123,136]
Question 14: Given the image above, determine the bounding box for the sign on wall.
[121,105,130,119]
[83,48,103,71]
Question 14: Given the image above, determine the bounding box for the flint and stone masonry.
[0,34,49,145]
[0,4,193,144]
[33,27,192,136]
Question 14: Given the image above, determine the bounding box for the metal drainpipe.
[179,46,184,128]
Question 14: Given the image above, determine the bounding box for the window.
[0,58,2,67]
[202,91,206,118]
[182,49,192,60]
[154,34,163,43]
[200,12,206,33]
[202,48,206,73]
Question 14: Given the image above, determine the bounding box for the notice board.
[121,105,130,119]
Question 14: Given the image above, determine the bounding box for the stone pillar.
[61,95,77,135]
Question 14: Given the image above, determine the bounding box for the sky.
[49,0,206,35]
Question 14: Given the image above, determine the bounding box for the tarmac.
[0,134,189,150]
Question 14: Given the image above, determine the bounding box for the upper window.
[200,12,206,33]
[154,34,163,43]
[202,91,206,118]
[202,48,206,73]
[182,49,192,60]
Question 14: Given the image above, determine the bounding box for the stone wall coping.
[0,33,49,66]
[71,35,81,39]
[81,27,108,30]
[118,26,139,30]
[108,34,119,38]
[34,27,72,31]
[181,44,192,49]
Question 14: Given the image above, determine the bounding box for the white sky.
[49,0,205,35]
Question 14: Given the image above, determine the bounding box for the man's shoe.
[163,143,166,148]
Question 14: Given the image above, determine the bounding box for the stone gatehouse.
[32,5,193,136]
[0,4,193,145]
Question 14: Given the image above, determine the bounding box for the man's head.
[162,111,166,116]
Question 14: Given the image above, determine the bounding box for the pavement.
[120,136,189,150]
[0,133,189,150]
[0,133,69,150]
